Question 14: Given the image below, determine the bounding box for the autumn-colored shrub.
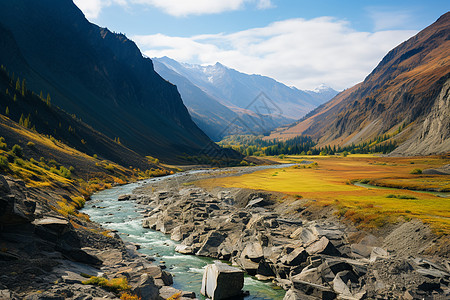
[120,293,141,300]
[410,168,422,174]
[82,276,130,293]
[71,196,86,209]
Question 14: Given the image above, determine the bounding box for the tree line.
[218,134,398,157]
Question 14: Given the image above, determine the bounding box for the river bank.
[129,167,450,299]
[83,176,286,299]
[2,162,448,300]
[0,174,198,300]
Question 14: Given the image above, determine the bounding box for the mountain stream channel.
[82,166,294,299]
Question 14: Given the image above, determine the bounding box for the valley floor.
[129,157,449,299]
[1,154,449,300]
[198,154,450,235]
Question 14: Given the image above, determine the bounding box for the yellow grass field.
[198,155,450,234]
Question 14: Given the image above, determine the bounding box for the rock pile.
[0,175,196,299]
[138,186,450,299]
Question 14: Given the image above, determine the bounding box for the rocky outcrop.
[423,164,450,175]
[201,261,244,299]
[0,176,36,225]
[135,180,450,300]
[0,175,196,299]
[391,78,450,156]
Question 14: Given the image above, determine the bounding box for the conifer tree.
[23,114,31,128]
[5,107,9,116]
[46,93,51,106]
[21,79,26,96]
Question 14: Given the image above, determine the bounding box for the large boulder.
[33,217,70,236]
[292,279,337,300]
[369,247,389,262]
[332,270,359,296]
[235,257,259,275]
[159,286,196,299]
[175,244,194,255]
[241,241,264,262]
[290,227,318,245]
[283,288,318,300]
[0,176,36,225]
[118,194,134,201]
[131,274,160,300]
[350,243,374,259]
[280,246,308,266]
[196,231,226,257]
[318,259,355,283]
[136,265,174,287]
[143,216,158,229]
[306,237,341,256]
[246,197,269,208]
[171,224,194,242]
[201,261,244,300]
[291,267,324,285]
[155,215,177,234]
[256,260,276,278]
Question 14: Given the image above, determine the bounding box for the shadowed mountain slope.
[0,0,232,163]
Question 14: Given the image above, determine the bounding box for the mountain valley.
[153,57,337,140]
[0,1,448,300]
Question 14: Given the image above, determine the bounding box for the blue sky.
[74,0,449,90]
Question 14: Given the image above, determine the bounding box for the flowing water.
[353,181,450,198]
[83,167,289,299]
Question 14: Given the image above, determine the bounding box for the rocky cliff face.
[0,0,229,163]
[271,12,450,155]
[391,78,450,155]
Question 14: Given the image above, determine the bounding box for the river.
[353,181,450,198]
[82,167,290,299]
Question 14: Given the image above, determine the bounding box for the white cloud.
[255,0,275,10]
[368,8,415,31]
[133,0,243,16]
[74,0,274,19]
[73,0,104,19]
[133,0,274,16]
[73,0,127,19]
[133,17,417,90]
[74,0,275,19]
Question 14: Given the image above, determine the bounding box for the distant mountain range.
[0,0,237,164]
[270,12,450,156]
[153,57,337,141]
